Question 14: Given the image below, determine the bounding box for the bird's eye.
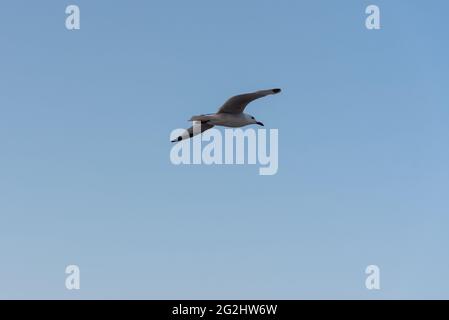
[251,117,255,119]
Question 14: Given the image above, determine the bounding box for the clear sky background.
[0,0,448,299]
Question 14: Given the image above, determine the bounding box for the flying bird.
[171,88,282,142]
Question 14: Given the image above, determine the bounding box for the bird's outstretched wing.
[171,122,214,142]
[217,88,281,114]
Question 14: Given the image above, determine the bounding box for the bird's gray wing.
[217,88,281,114]
[171,122,214,142]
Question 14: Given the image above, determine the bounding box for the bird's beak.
[256,121,264,126]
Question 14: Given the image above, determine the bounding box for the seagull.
[171,88,282,142]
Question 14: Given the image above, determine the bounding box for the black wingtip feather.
[171,136,183,143]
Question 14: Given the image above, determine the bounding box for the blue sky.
[0,0,448,299]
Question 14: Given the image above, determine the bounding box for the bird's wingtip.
[272,88,282,94]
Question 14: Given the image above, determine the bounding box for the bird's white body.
[191,113,256,128]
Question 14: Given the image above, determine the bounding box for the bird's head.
[246,114,264,126]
